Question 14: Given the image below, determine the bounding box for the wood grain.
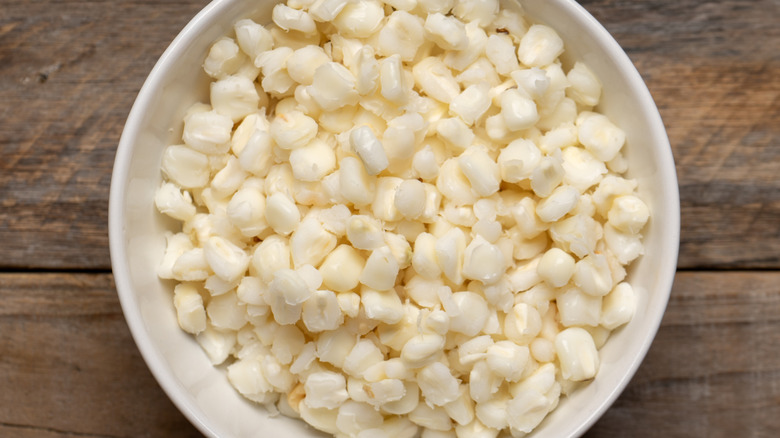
[0,273,201,438]
[0,1,207,271]
[0,0,778,270]
[1,271,778,436]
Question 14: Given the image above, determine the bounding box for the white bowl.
[109,0,679,436]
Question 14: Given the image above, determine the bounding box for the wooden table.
[1,0,778,436]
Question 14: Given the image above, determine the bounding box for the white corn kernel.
[573,254,613,297]
[272,4,317,35]
[566,62,601,107]
[236,276,264,306]
[409,403,453,431]
[418,361,461,406]
[251,235,291,284]
[458,146,500,197]
[448,291,489,336]
[332,0,385,38]
[411,233,442,280]
[380,55,409,104]
[238,130,274,177]
[377,11,425,62]
[287,46,330,85]
[604,223,645,264]
[504,302,542,344]
[182,109,233,155]
[360,246,400,291]
[457,335,493,366]
[343,339,385,377]
[338,156,376,206]
[382,381,420,415]
[204,37,246,79]
[443,21,488,71]
[316,326,357,368]
[517,24,564,67]
[346,214,385,250]
[475,395,510,430]
[362,286,404,324]
[424,13,468,50]
[289,138,336,182]
[561,145,607,192]
[530,155,565,198]
[203,236,249,283]
[309,0,350,21]
[255,47,296,96]
[435,227,467,285]
[555,327,600,381]
[158,232,193,280]
[485,34,520,76]
[486,341,530,382]
[557,286,602,327]
[210,156,247,199]
[350,125,389,175]
[270,110,318,150]
[500,88,539,131]
[497,139,541,184]
[309,62,360,111]
[365,378,407,407]
[536,184,579,223]
[337,400,384,436]
[601,282,637,330]
[197,325,236,365]
[384,232,413,269]
[450,82,491,126]
[511,67,550,100]
[401,333,446,368]
[265,192,301,235]
[302,289,343,332]
[453,0,499,27]
[462,235,506,285]
[304,371,349,410]
[155,182,196,222]
[354,44,380,95]
[608,195,650,234]
[413,57,461,104]
[394,179,426,219]
[161,145,210,189]
[468,360,501,404]
[226,187,267,238]
[207,291,246,331]
[436,118,475,152]
[173,283,207,334]
[234,19,273,62]
[226,357,274,403]
[437,160,478,207]
[319,244,365,292]
[290,215,337,268]
[418,0,455,14]
[210,75,259,122]
[577,112,626,162]
[299,404,339,435]
[372,176,404,221]
[269,269,311,306]
[548,214,602,259]
[537,247,575,288]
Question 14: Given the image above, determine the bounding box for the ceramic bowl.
[109,1,680,436]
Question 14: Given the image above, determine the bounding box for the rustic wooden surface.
[0,0,778,437]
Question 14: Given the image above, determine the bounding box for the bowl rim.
[109,0,680,437]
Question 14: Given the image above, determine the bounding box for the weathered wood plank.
[0,0,777,270]
[0,1,207,270]
[2,271,779,436]
[0,273,201,437]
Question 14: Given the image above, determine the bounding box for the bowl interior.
[109,0,679,436]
